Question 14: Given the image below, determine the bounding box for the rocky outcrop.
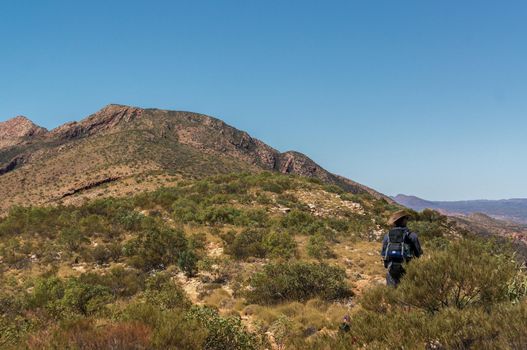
[0,116,48,149]
[49,104,143,140]
[60,176,121,198]
[0,154,30,175]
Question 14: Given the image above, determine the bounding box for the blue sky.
[1,0,526,200]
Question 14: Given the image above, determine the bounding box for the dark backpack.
[383,228,413,262]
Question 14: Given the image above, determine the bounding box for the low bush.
[89,243,122,264]
[224,229,267,260]
[59,227,89,251]
[306,233,334,260]
[396,238,518,313]
[246,261,352,304]
[224,229,297,260]
[78,267,145,298]
[188,306,260,350]
[200,205,242,225]
[143,272,191,310]
[262,231,297,260]
[27,276,113,318]
[280,210,325,235]
[123,227,188,271]
[178,249,198,277]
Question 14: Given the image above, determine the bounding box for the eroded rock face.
[0,116,48,149]
[49,104,143,140]
[0,154,31,175]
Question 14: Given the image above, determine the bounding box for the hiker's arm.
[409,232,423,258]
[381,234,388,257]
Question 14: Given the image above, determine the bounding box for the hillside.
[1,106,526,349]
[0,104,387,213]
[0,172,526,349]
[393,194,527,224]
[0,173,391,348]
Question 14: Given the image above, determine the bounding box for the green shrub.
[89,244,113,265]
[116,210,150,231]
[262,231,297,260]
[200,206,242,225]
[59,227,89,251]
[0,238,30,269]
[172,198,199,223]
[343,215,376,238]
[0,206,60,238]
[246,261,352,304]
[187,306,259,350]
[27,276,65,311]
[27,276,112,317]
[78,267,145,298]
[124,227,188,271]
[306,233,334,260]
[225,229,267,260]
[323,184,344,194]
[61,280,112,316]
[237,208,270,227]
[396,239,518,313]
[260,176,294,194]
[280,210,325,235]
[152,308,206,349]
[143,272,191,310]
[326,218,350,234]
[310,301,527,350]
[78,214,106,235]
[178,249,198,277]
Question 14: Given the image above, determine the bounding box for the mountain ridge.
[393,193,527,224]
[0,104,390,212]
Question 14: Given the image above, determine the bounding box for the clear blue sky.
[1,0,526,200]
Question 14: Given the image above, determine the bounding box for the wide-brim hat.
[388,210,411,226]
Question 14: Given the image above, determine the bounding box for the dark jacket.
[381,226,423,260]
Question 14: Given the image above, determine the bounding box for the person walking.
[381,210,423,287]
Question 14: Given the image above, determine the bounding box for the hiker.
[381,210,422,287]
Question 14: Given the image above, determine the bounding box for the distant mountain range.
[393,194,527,225]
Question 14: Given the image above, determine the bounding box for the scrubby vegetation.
[288,238,527,349]
[246,261,352,304]
[0,172,525,349]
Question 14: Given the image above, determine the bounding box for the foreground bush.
[188,306,260,350]
[289,302,527,350]
[246,261,352,304]
[396,238,518,313]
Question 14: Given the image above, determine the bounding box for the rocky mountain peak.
[0,115,48,149]
[0,115,47,137]
[49,104,143,140]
